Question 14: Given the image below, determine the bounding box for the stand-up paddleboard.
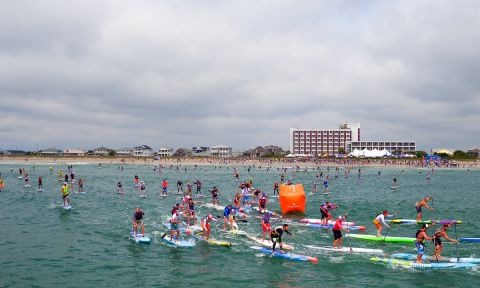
[193,234,231,247]
[203,203,224,211]
[303,245,384,255]
[24,184,31,188]
[251,246,318,263]
[225,229,248,236]
[460,238,480,243]
[391,253,480,263]
[390,186,399,190]
[300,218,356,226]
[371,257,477,269]
[18,176,23,179]
[160,235,195,247]
[139,194,147,198]
[252,207,281,217]
[389,219,462,225]
[160,194,168,197]
[346,234,416,244]
[247,236,294,250]
[304,223,366,231]
[37,189,43,192]
[62,205,72,210]
[130,231,151,244]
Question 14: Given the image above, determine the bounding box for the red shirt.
[333,218,343,231]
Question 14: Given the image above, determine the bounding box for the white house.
[63,148,86,156]
[134,145,154,157]
[94,147,111,156]
[210,145,232,157]
[157,147,173,157]
[116,148,134,157]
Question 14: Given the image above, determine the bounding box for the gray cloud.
[0,1,479,151]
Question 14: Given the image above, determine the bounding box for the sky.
[1,0,479,151]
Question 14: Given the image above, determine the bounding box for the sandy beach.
[1,155,478,169]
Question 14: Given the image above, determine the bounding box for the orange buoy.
[279,184,306,213]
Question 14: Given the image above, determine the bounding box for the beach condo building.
[290,123,359,156]
[347,141,416,154]
[467,147,480,158]
[63,148,86,156]
[191,146,211,157]
[116,148,134,157]
[39,147,63,156]
[210,145,232,157]
[94,147,111,156]
[134,145,154,157]
[157,147,174,157]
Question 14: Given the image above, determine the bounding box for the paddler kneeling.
[433,223,458,259]
[271,224,292,252]
[415,224,433,263]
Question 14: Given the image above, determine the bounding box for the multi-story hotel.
[290,123,360,155]
[290,123,416,155]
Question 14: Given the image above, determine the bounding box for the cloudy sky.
[1,0,479,151]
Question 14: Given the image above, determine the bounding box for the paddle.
[383,227,390,242]
[454,222,460,262]
[345,215,353,253]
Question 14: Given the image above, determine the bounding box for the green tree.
[108,150,116,157]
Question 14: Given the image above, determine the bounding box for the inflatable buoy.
[279,184,306,213]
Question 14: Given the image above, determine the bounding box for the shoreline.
[0,156,478,169]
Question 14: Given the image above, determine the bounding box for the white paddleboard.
[130,231,151,244]
[303,245,384,255]
[247,235,294,250]
[63,205,72,210]
[139,194,147,198]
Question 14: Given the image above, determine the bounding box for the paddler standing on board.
[261,212,272,240]
[373,210,391,237]
[320,202,337,225]
[258,195,268,213]
[170,208,181,241]
[132,208,145,237]
[0,176,4,192]
[271,224,292,252]
[223,204,233,230]
[415,224,433,263]
[415,196,434,222]
[61,182,70,207]
[209,186,220,205]
[432,223,458,259]
[332,215,350,249]
[201,214,216,240]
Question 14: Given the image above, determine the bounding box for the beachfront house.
[94,147,111,156]
[39,147,63,156]
[173,148,192,157]
[468,147,480,158]
[134,145,154,157]
[210,145,232,157]
[3,150,27,156]
[157,147,174,157]
[191,146,210,157]
[63,148,86,156]
[116,148,134,157]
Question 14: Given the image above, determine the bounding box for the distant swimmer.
[378,171,381,177]
[332,216,350,249]
[425,173,431,182]
[271,224,292,252]
[392,178,398,188]
[415,224,433,263]
[61,182,70,207]
[433,223,458,259]
[415,197,434,222]
[132,208,145,237]
[373,210,391,237]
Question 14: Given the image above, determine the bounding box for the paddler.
[415,196,434,222]
[186,198,197,226]
[320,202,337,225]
[261,212,272,240]
[0,176,4,192]
[223,204,233,230]
[37,176,43,190]
[61,182,70,207]
[233,192,241,209]
[162,179,168,195]
[432,223,458,259]
[332,215,350,249]
[170,209,181,241]
[373,210,391,237]
[258,195,268,213]
[415,224,434,263]
[132,208,145,236]
[201,214,216,240]
[209,186,220,205]
[271,224,292,252]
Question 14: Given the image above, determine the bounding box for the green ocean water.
[1,163,479,288]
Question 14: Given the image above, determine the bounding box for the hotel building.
[347,141,416,153]
[290,123,360,156]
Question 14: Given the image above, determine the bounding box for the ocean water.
[1,163,479,287]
